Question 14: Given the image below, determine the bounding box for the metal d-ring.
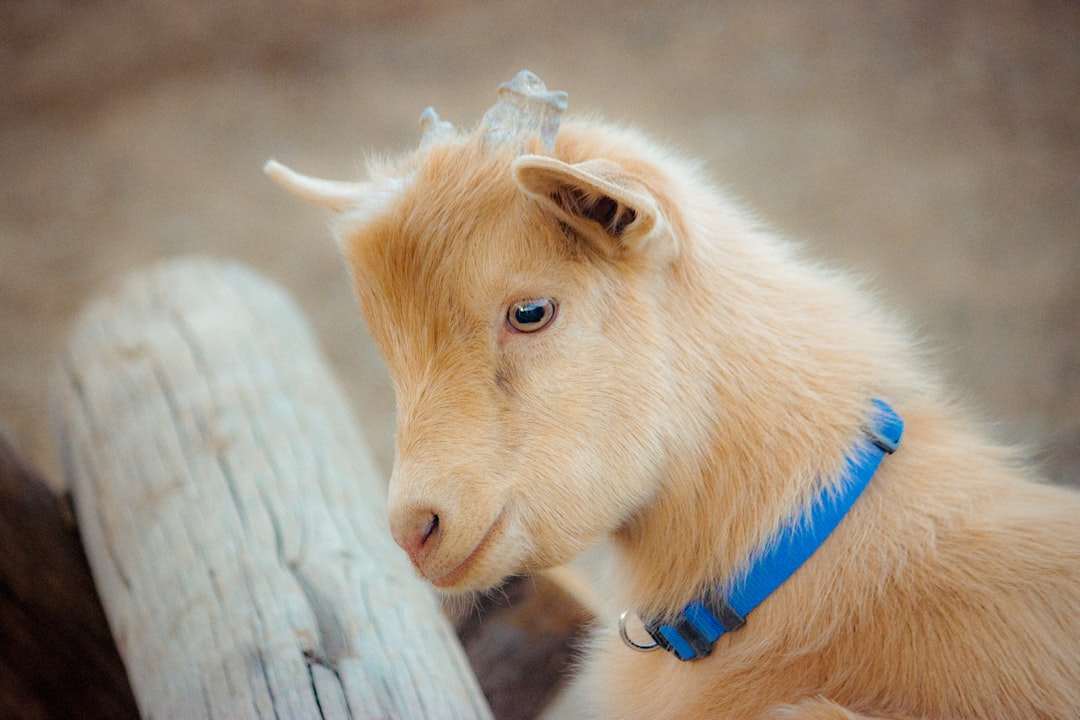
[618,609,659,652]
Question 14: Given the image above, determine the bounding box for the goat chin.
[268,72,1080,720]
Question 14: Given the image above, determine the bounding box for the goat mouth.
[431,510,507,589]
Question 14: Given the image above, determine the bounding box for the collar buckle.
[618,610,660,652]
[862,398,903,454]
[862,423,899,454]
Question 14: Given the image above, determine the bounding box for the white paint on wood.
[51,257,492,720]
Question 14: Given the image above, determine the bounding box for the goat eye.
[507,298,557,333]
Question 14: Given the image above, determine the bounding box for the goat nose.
[390,507,441,564]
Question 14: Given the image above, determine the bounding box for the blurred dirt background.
[2,1,1078,530]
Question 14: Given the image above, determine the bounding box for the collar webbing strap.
[641,399,903,661]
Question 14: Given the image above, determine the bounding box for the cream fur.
[272,110,1080,719]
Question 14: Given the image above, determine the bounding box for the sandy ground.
[2,1,1078,493]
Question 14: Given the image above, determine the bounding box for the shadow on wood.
[453,573,592,720]
[0,433,139,720]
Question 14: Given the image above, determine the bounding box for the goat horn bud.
[418,107,455,147]
[481,70,567,154]
[263,159,365,212]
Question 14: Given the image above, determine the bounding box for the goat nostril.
[392,508,443,564]
[421,514,439,548]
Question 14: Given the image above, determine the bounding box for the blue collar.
[619,399,903,661]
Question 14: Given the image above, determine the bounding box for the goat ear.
[512,155,666,255]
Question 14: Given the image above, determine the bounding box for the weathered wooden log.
[50,257,492,720]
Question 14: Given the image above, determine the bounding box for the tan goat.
[267,71,1080,719]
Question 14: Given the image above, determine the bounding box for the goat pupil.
[516,304,546,325]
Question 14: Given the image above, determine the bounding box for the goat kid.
[267,71,1080,719]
